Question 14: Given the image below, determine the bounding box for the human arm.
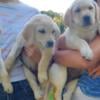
[53,34,100,69]
[24,34,100,70]
[24,44,41,64]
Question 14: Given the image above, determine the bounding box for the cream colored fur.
[49,0,99,100]
[0,28,13,93]
[42,0,99,100]
[4,0,100,100]
[63,0,100,100]
[64,0,100,60]
[5,14,61,99]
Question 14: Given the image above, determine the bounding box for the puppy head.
[64,0,100,28]
[24,14,60,49]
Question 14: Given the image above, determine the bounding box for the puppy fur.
[0,28,13,93]
[5,14,61,99]
[64,0,100,60]
[63,0,100,99]
[44,0,99,100]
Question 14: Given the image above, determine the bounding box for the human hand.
[88,64,100,78]
[24,44,41,63]
[54,35,90,69]
[54,50,90,69]
[54,34,100,70]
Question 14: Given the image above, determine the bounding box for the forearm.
[54,50,88,69]
[54,35,88,69]
[54,35,100,69]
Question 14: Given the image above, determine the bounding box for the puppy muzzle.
[46,40,54,48]
[83,15,91,27]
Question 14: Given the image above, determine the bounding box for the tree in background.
[41,10,65,33]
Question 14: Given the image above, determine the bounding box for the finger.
[88,67,95,75]
[89,67,99,76]
[24,48,34,57]
[93,66,100,77]
[93,71,100,78]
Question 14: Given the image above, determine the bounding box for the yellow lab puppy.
[5,14,60,99]
[40,0,100,100]
[63,0,100,100]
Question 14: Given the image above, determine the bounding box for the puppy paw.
[34,89,43,100]
[3,82,13,93]
[38,72,48,84]
[80,47,93,60]
[37,97,44,100]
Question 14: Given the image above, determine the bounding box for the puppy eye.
[52,30,56,34]
[88,6,93,10]
[75,8,81,13]
[38,29,46,34]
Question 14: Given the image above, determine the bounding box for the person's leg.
[0,84,7,100]
[72,87,100,100]
[0,80,36,100]
[12,80,35,100]
[0,80,35,100]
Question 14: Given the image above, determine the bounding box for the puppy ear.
[64,8,72,27]
[94,2,100,23]
[93,1,100,34]
[22,23,36,45]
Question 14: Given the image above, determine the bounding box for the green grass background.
[48,88,54,100]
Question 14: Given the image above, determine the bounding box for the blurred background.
[20,0,75,33]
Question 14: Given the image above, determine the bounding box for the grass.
[48,87,54,100]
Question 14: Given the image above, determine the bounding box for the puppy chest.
[76,31,97,41]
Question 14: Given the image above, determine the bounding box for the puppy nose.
[46,40,54,48]
[83,15,91,26]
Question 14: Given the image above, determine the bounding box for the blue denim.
[0,80,35,100]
